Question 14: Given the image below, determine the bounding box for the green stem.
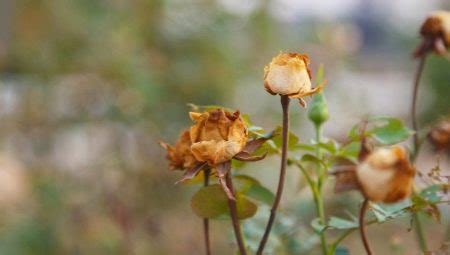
[413,212,428,252]
[314,188,328,255]
[314,124,328,255]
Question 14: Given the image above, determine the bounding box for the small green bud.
[308,92,329,127]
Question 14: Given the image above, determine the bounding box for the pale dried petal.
[356,146,415,203]
[189,109,248,166]
[160,130,198,170]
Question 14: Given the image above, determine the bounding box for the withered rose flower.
[428,120,450,151]
[189,109,248,166]
[415,11,450,57]
[264,52,323,107]
[356,146,415,203]
[160,130,198,171]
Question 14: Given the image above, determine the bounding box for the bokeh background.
[0,0,449,254]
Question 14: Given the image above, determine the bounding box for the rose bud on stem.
[333,125,415,255]
[412,11,450,158]
[257,52,323,255]
[409,12,449,252]
[187,108,269,255]
[428,120,450,152]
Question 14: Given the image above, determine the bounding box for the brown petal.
[175,162,207,184]
[332,166,359,193]
[216,161,235,200]
[298,98,307,107]
[219,176,235,200]
[434,37,448,56]
[242,137,271,154]
[216,161,231,178]
[233,151,267,162]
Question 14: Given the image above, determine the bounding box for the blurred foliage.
[0,0,450,254]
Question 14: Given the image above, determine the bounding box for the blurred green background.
[0,0,449,254]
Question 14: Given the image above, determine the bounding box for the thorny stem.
[203,169,212,255]
[314,124,328,255]
[359,199,372,255]
[410,55,429,252]
[257,95,290,255]
[225,172,247,255]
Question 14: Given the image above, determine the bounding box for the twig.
[359,199,372,255]
[410,54,430,252]
[411,55,427,160]
[203,169,212,255]
[257,95,290,254]
[225,172,247,255]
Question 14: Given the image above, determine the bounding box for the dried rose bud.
[189,109,248,166]
[160,130,199,171]
[264,52,323,107]
[428,120,450,151]
[415,11,450,57]
[356,146,415,203]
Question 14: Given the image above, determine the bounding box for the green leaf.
[234,175,275,206]
[246,184,275,206]
[317,140,338,154]
[370,200,411,222]
[420,184,442,203]
[191,185,228,219]
[191,184,257,219]
[371,118,414,145]
[338,141,360,161]
[315,64,325,86]
[234,175,260,193]
[291,143,316,152]
[300,154,326,168]
[271,126,300,150]
[334,246,351,255]
[310,218,327,234]
[328,216,359,229]
[235,195,258,219]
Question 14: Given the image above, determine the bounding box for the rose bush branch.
[203,169,211,255]
[225,171,247,255]
[161,107,271,254]
[257,53,323,254]
[409,11,450,251]
[358,199,372,255]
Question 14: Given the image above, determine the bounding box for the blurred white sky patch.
[217,0,261,16]
[324,69,433,139]
[269,0,360,22]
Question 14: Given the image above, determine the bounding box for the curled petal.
[434,37,448,56]
[175,162,208,184]
[298,98,307,107]
[242,137,271,154]
[219,176,235,200]
[290,79,326,99]
[216,161,235,200]
[233,151,267,162]
[216,161,231,178]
